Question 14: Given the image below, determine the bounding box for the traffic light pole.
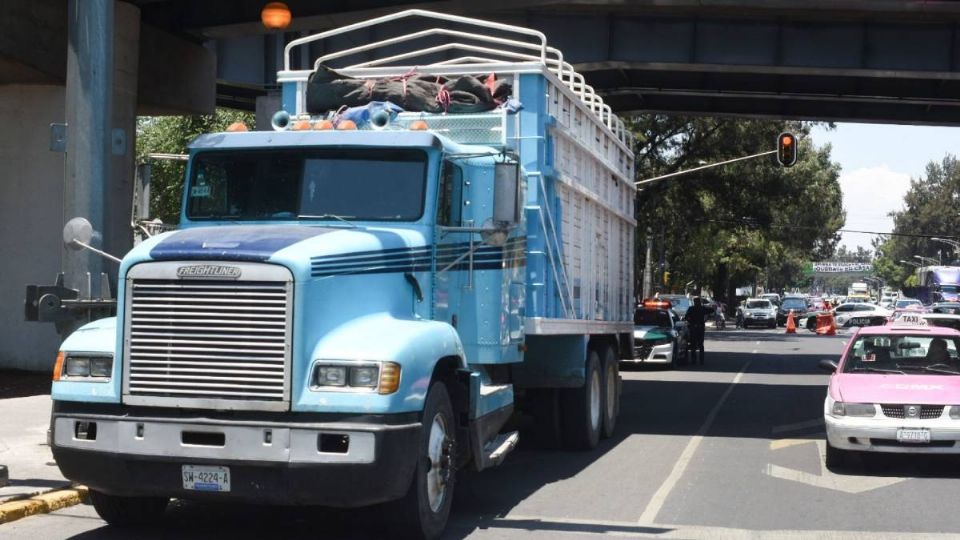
[635,149,779,187]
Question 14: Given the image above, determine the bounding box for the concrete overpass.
[3,0,960,370]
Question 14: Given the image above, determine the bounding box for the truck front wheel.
[88,489,168,527]
[388,381,456,540]
[561,349,602,450]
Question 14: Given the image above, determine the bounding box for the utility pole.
[642,228,653,300]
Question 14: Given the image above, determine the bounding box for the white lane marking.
[751,349,758,354]
[484,514,952,539]
[771,418,824,434]
[764,439,907,494]
[637,361,751,525]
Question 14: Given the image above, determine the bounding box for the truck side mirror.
[63,217,93,250]
[493,162,521,227]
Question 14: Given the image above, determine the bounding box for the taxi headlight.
[950,406,960,419]
[833,401,875,417]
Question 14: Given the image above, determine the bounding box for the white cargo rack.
[277,10,636,328]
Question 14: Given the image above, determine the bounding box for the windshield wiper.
[897,364,960,375]
[850,366,906,375]
[297,214,358,228]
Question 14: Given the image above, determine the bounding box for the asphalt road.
[9,327,960,539]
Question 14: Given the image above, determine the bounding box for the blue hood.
[150,225,336,262]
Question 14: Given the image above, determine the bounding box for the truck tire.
[601,345,620,440]
[387,381,456,540]
[88,489,168,527]
[561,349,602,450]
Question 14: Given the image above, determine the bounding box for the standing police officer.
[684,297,708,365]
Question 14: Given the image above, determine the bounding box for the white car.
[742,299,778,329]
[833,303,891,328]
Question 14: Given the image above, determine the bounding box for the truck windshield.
[186,149,428,221]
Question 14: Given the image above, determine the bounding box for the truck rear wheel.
[387,381,456,540]
[601,345,619,439]
[88,489,168,527]
[561,349,602,450]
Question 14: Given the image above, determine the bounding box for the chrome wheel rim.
[589,368,601,432]
[426,412,451,513]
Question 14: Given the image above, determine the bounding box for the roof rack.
[281,9,632,148]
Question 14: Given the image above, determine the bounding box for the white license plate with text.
[896,429,931,444]
[182,465,231,492]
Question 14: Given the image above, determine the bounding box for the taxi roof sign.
[889,312,927,326]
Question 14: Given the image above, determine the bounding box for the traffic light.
[777,132,798,167]
[663,271,670,285]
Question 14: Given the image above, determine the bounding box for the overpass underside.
[530,12,960,126]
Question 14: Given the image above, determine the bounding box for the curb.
[0,486,88,525]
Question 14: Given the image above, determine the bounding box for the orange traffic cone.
[785,310,796,334]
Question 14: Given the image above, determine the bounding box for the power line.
[696,219,958,240]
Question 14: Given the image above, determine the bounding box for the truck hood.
[140,224,434,280]
[149,225,338,262]
[832,373,960,405]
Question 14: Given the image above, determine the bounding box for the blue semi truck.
[48,10,636,539]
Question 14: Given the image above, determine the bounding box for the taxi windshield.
[842,334,960,375]
[635,310,671,327]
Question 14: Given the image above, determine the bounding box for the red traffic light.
[777,132,798,167]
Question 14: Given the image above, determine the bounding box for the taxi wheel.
[824,442,850,470]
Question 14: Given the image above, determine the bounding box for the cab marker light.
[409,120,429,131]
[378,362,401,395]
[336,120,357,130]
[315,119,334,130]
[291,120,312,131]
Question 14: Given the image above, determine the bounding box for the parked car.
[630,303,690,367]
[777,296,810,326]
[742,298,778,329]
[820,324,960,469]
[760,293,781,307]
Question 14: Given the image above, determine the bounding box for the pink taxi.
[820,323,960,468]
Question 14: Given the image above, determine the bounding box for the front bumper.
[743,315,774,326]
[51,402,420,507]
[628,341,674,363]
[825,414,960,454]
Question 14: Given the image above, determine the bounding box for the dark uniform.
[684,298,708,365]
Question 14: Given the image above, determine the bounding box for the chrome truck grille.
[123,262,293,411]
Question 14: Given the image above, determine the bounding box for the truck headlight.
[312,362,400,393]
[832,401,875,417]
[61,355,113,380]
[64,357,90,377]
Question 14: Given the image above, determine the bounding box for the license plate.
[182,465,230,492]
[896,429,931,444]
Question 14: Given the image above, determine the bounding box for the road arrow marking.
[764,439,907,494]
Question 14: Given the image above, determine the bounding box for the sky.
[808,123,960,252]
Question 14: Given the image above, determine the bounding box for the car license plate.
[896,429,931,444]
[182,465,230,492]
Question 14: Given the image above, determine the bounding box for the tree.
[632,116,844,303]
[871,155,960,289]
[136,109,254,223]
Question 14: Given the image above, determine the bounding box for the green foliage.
[633,116,844,300]
[136,109,254,223]
[871,155,960,289]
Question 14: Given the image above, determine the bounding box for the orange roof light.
[336,120,357,130]
[315,120,334,130]
[225,122,248,132]
[291,120,312,131]
[409,120,429,131]
[261,2,292,30]
[642,298,672,309]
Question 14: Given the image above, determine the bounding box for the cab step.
[481,431,519,468]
